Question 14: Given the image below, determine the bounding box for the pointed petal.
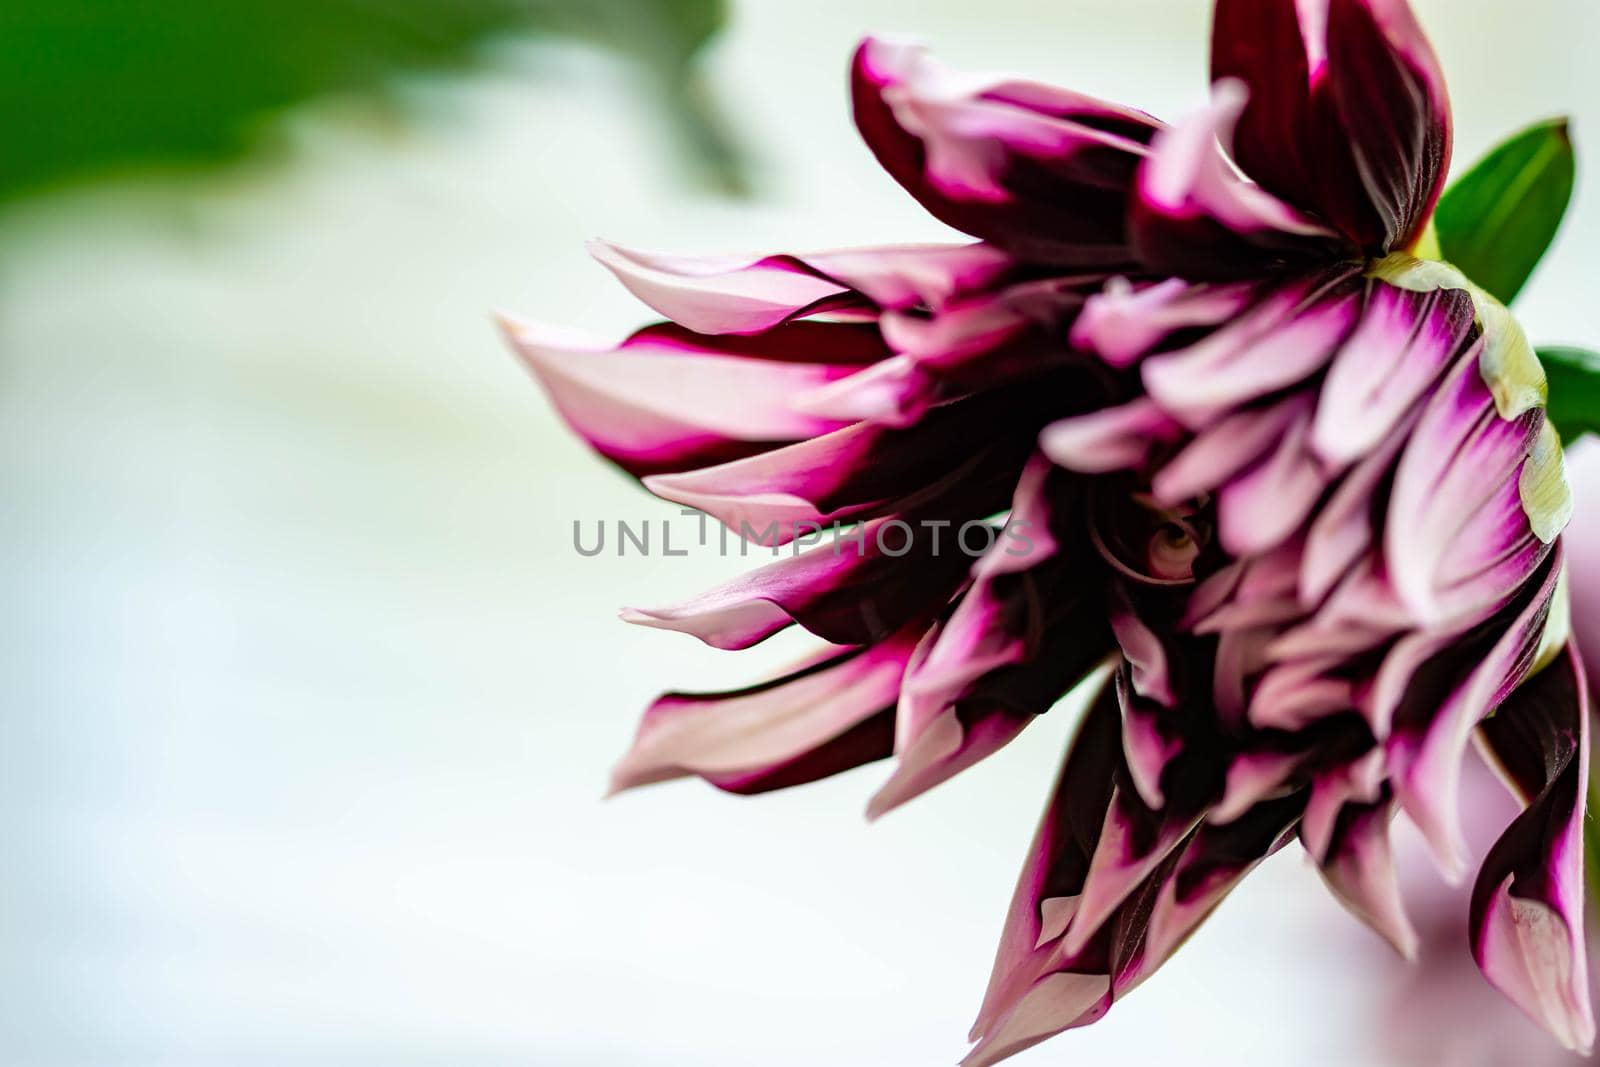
[502,316,879,478]
[1472,646,1595,1053]
[1144,793,1305,967]
[873,461,1112,815]
[971,681,1121,1040]
[587,242,853,335]
[608,631,920,795]
[1314,792,1418,959]
[589,240,1019,335]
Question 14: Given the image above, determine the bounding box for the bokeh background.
[4,1,1598,1064]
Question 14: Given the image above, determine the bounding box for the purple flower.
[503,2,1588,1061]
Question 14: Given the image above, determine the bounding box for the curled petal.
[609,631,921,795]
[1471,646,1594,1053]
[853,37,1159,267]
[1130,81,1343,278]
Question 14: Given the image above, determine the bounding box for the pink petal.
[608,631,921,795]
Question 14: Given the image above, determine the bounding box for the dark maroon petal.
[1212,0,1451,252]
[852,37,1159,268]
[1324,0,1453,251]
[608,629,921,796]
[1471,646,1595,1052]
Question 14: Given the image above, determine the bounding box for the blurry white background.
[4,1,1598,1063]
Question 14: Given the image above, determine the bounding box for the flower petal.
[621,512,978,651]
[645,383,1050,545]
[1386,340,1550,627]
[1212,0,1451,252]
[1313,791,1419,959]
[608,631,921,795]
[1312,281,1476,467]
[1388,549,1562,877]
[1130,81,1343,279]
[852,37,1159,267]
[1040,398,1183,475]
[1141,270,1360,428]
[1070,276,1256,369]
[803,277,1098,428]
[502,316,882,478]
[589,239,1016,335]
[870,461,1112,816]
[1471,646,1594,1053]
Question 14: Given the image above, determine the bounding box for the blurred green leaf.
[1539,346,1600,442]
[0,0,737,204]
[1434,118,1575,306]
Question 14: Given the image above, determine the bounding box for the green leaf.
[1433,118,1575,306]
[1539,346,1600,442]
[0,0,738,205]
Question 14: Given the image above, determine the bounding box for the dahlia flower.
[502,2,1595,1061]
